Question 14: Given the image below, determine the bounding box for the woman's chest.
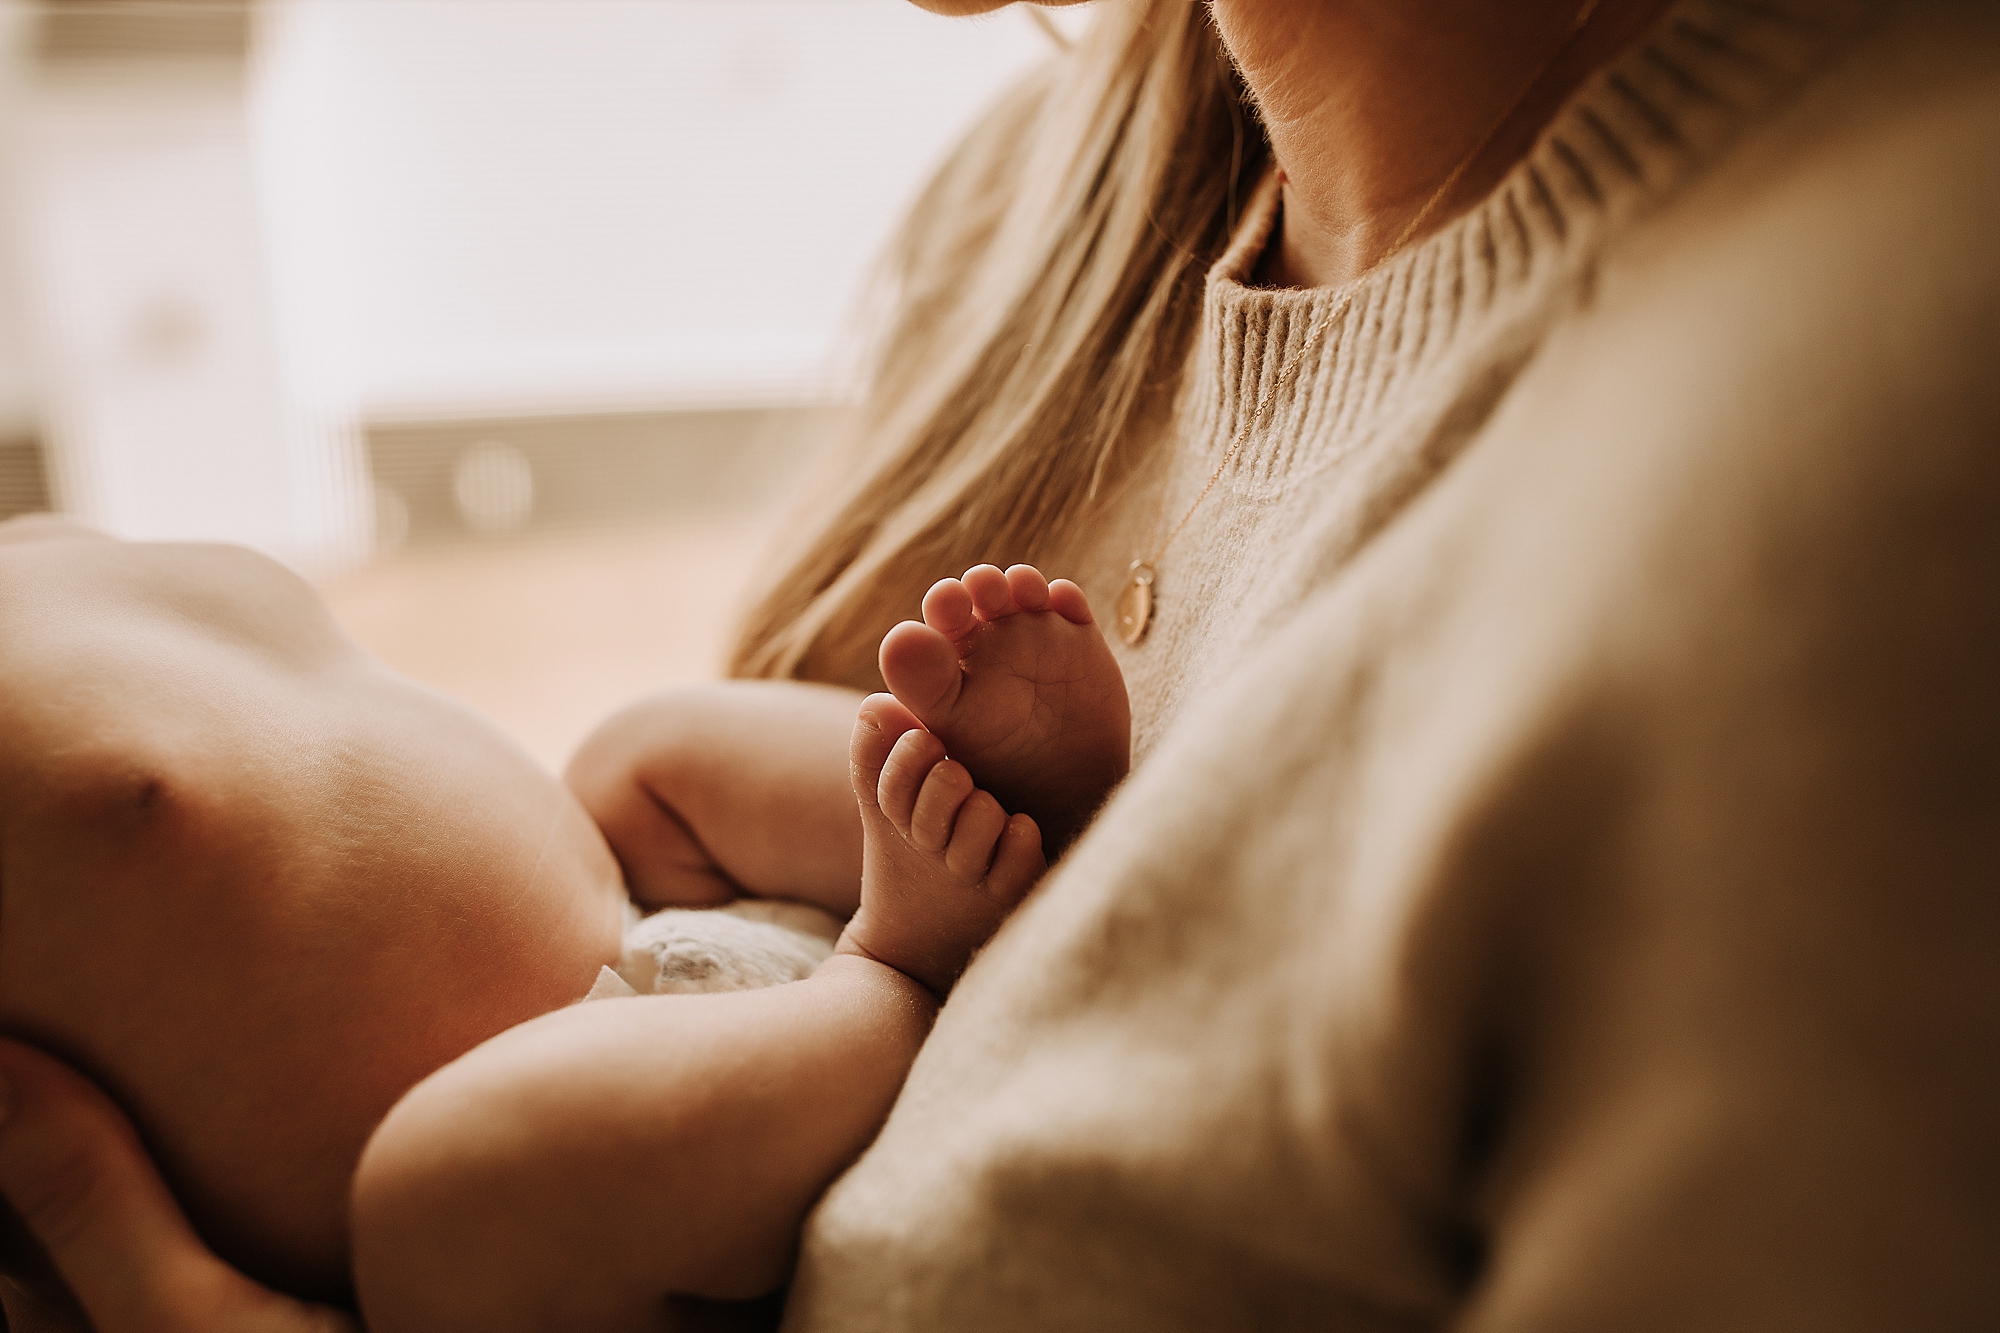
[1072,344,1517,766]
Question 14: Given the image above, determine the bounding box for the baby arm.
[566,681,866,916]
[352,955,934,1333]
[354,696,1043,1333]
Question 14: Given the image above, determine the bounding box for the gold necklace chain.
[1115,0,1601,647]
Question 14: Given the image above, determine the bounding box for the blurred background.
[0,0,1082,769]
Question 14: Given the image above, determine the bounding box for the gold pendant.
[1115,560,1155,646]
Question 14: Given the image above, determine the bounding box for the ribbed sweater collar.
[1190,0,1872,481]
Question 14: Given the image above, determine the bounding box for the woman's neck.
[1212,0,1675,289]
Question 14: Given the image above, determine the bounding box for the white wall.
[254,0,1071,419]
[14,56,359,560]
[0,0,1082,564]
[0,3,39,437]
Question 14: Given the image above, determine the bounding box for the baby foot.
[838,694,1045,997]
[877,563,1129,855]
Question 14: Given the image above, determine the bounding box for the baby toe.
[942,790,1010,882]
[1046,578,1096,626]
[1005,564,1051,612]
[961,564,1018,621]
[877,726,947,834]
[984,813,1047,906]
[920,577,977,639]
[850,693,922,810]
[908,759,974,854]
[880,619,964,720]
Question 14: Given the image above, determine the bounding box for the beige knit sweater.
[788,0,2000,1327]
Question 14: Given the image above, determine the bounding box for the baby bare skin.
[0,526,1123,1327]
[0,518,628,1300]
[352,694,1053,1331]
[565,564,1131,918]
[354,566,1123,1331]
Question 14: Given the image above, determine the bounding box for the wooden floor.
[319,512,780,774]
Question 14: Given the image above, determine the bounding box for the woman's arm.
[566,682,866,916]
[0,1038,357,1333]
[351,954,936,1333]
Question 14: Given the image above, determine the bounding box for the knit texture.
[787,0,2000,1327]
[1061,0,1870,761]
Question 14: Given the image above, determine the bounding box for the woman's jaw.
[1211,0,1675,288]
[905,0,1087,15]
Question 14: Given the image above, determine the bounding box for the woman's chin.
[906,0,1023,15]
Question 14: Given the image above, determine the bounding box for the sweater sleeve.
[784,20,2000,1332]
[1442,46,2000,1329]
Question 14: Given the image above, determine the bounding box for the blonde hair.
[730,0,1263,688]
